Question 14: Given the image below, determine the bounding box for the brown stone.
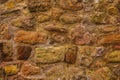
[51,8,63,20]
[60,12,81,24]
[59,0,83,11]
[50,33,67,44]
[99,33,120,45]
[65,46,78,64]
[16,46,32,60]
[0,23,11,40]
[28,0,52,12]
[87,67,112,80]
[101,26,117,33]
[0,42,13,61]
[44,24,67,33]
[11,16,34,30]
[70,25,93,45]
[14,30,47,44]
[21,62,42,76]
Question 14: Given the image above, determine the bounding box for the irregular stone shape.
[100,26,117,33]
[35,46,66,63]
[50,33,67,44]
[0,23,11,40]
[14,30,47,44]
[21,62,42,76]
[65,46,78,64]
[0,10,20,21]
[87,67,112,80]
[112,65,120,76]
[11,17,34,30]
[106,51,120,63]
[36,14,50,23]
[70,25,93,45]
[44,24,67,33]
[60,13,81,24]
[0,42,13,61]
[91,13,108,24]
[51,8,63,20]
[16,46,32,60]
[59,0,83,11]
[3,64,18,76]
[99,33,120,45]
[107,6,119,15]
[28,0,52,12]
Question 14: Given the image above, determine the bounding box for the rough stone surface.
[3,64,18,76]
[16,46,32,60]
[14,30,47,44]
[0,42,13,61]
[0,0,120,79]
[35,46,66,63]
[65,45,78,64]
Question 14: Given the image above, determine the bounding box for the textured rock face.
[99,33,120,45]
[106,51,120,63]
[0,42,13,61]
[0,23,11,40]
[0,0,120,80]
[65,46,78,64]
[14,30,47,44]
[16,46,32,60]
[28,0,52,12]
[3,64,18,76]
[35,46,66,63]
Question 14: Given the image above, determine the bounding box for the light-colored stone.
[106,50,120,63]
[35,46,67,63]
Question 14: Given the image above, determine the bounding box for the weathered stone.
[50,33,67,44]
[106,51,120,63]
[0,23,11,40]
[0,42,13,61]
[99,33,120,45]
[112,65,120,76]
[87,67,112,80]
[59,0,83,11]
[70,25,93,45]
[44,24,67,33]
[91,13,108,24]
[35,46,66,63]
[11,16,34,30]
[21,62,42,76]
[0,10,20,21]
[65,46,78,64]
[60,13,81,24]
[3,64,18,76]
[100,26,117,33]
[28,0,52,12]
[51,8,63,20]
[107,6,119,15]
[14,30,47,44]
[16,46,32,60]
[36,14,50,23]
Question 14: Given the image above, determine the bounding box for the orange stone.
[14,30,47,44]
[99,33,120,45]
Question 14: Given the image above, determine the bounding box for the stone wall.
[0,0,120,80]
